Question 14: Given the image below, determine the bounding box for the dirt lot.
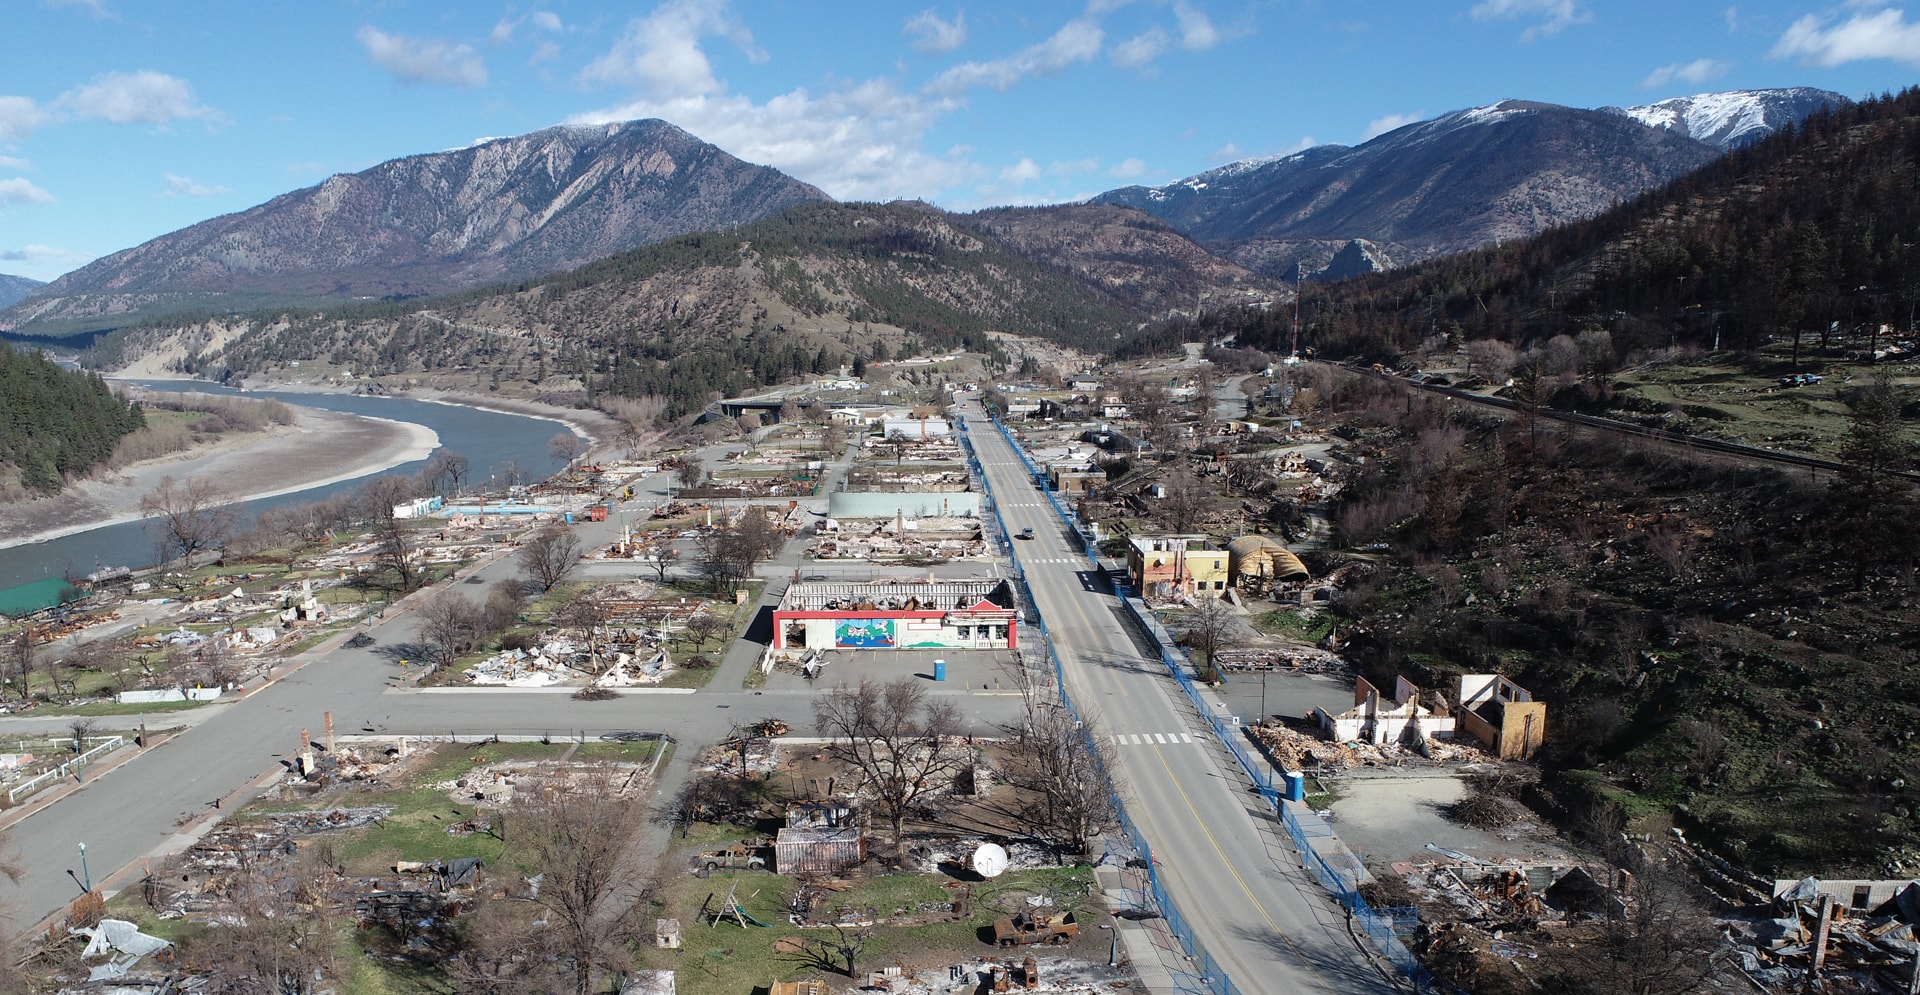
[1324,771,1582,869]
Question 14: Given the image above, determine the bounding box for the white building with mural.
[772,580,1018,651]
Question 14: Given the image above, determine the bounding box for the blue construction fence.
[969,412,1436,992]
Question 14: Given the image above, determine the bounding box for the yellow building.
[1126,535,1230,600]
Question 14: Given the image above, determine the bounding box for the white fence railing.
[6,736,127,805]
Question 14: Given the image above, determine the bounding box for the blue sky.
[1,0,1916,283]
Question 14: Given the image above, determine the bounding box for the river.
[0,382,578,590]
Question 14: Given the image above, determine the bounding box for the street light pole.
[78,842,91,892]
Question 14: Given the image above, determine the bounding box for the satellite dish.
[971,843,1009,879]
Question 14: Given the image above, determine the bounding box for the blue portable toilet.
[1282,770,1306,802]
[933,659,947,681]
[564,512,573,524]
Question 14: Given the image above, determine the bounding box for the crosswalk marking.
[1110,732,1195,747]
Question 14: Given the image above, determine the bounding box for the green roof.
[0,577,81,618]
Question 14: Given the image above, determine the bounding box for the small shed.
[775,826,866,876]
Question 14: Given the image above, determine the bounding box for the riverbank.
[249,381,616,447]
[0,406,438,552]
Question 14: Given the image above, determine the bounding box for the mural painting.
[835,618,896,648]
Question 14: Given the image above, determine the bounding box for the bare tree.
[1157,469,1215,533]
[2,628,36,701]
[1465,338,1516,383]
[548,432,583,470]
[812,677,967,851]
[483,578,530,634]
[423,450,471,496]
[601,395,667,458]
[369,514,422,591]
[682,611,725,651]
[1548,866,1724,995]
[694,508,782,596]
[1001,687,1115,859]
[1119,376,1174,447]
[500,779,650,995]
[812,924,871,977]
[140,476,237,565]
[554,592,613,667]
[418,592,485,669]
[518,526,582,592]
[645,542,679,584]
[672,455,706,490]
[1177,596,1238,681]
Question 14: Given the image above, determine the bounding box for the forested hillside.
[0,344,145,494]
[1271,87,1920,364]
[91,202,1256,418]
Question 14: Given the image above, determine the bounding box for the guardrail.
[975,411,1435,992]
[6,736,127,805]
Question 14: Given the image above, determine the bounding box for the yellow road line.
[1150,741,1325,981]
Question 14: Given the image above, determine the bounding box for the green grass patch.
[1252,607,1337,643]
[26,698,209,717]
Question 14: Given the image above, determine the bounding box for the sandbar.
[0,405,439,551]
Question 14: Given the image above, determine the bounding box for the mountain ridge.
[3,119,831,337]
[1092,88,1840,281]
[0,275,43,311]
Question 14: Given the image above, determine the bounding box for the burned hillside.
[1317,372,1920,877]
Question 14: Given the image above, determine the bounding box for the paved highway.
[957,398,1388,995]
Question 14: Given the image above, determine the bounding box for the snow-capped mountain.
[1094,89,1844,281]
[1094,99,1719,281]
[1610,87,1850,149]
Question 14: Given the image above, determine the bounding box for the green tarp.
[0,576,80,618]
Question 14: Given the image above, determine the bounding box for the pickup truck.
[991,910,1078,947]
[695,844,768,876]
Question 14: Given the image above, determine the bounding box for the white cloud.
[1363,112,1423,140]
[0,97,47,142]
[0,156,29,170]
[929,15,1103,93]
[1641,57,1731,88]
[581,0,762,97]
[1111,28,1168,69]
[531,40,562,65]
[0,178,54,205]
[1001,158,1042,184]
[1050,157,1099,175]
[1469,0,1590,41]
[1172,0,1220,49]
[1109,157,1146,177]
[492,10,564,44]
[1724,6,1741,32]
[1772,7,1920,68]
[0,243,84,261]
[357,27,488,89]
[905,9,967,53]
[163,173,228,197]
[1209,141,1243,161]
[57,71,218,125]
[571,77,978,203]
